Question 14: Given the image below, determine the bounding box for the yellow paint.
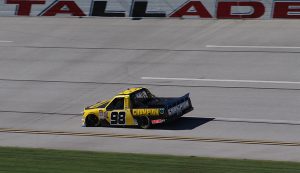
[124,96,129,109]
[125,107,136,125]
[88,100,109,109]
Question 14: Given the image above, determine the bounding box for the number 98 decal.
[110,112,126,125]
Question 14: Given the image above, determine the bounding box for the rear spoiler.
[165,93,190,108]
[166,93,193,116]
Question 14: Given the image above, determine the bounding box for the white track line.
[206,45,300,49]
[141,77,300,85]
[0,40,13,43]
[214,117,300,125]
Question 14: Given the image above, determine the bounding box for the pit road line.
[0,40,13,43]
[214,117,300,125]
[0,128,299,147]
[2,78,300,91]
[206,45,300,49]
[141,77,300,85]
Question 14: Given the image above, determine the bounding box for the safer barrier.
[1,0,300,19]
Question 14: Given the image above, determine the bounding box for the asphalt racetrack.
[0,17,300,162]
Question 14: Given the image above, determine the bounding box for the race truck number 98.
[111,112,126,125]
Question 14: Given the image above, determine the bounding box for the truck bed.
[131,93,193,118]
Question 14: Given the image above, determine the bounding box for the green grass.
[0,147,299,173]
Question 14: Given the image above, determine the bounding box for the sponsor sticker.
[133,109,160,116]
[168,100,189,116]
[151,119,165,124]
[159,108,165,115]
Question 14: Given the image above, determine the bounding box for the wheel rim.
[140,116,151,129]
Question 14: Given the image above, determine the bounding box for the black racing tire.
[138,116,152,129]
[85,114,99,127]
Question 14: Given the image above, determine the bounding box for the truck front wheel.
[138,116,152,129]
[85,114,99,127]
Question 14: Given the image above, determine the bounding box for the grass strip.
[0,147,299,173]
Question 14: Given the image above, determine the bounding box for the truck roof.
[118,87,143,95]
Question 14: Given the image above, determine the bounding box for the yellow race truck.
[82,87,193,129]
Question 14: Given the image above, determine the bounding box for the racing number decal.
[110,112,118,124]
[118,112,126,124]
[111,112,126,125]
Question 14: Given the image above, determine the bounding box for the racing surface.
[0,17,300,161]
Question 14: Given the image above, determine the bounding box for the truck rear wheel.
[85,114,99,127]
[138,116,152,129]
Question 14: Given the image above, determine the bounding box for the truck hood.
[85,100,109,110]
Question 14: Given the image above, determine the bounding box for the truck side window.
[106,97,124,110]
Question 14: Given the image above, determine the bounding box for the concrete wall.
[0,0,299,19]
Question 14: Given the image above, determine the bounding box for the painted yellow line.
[0,128,299,147]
